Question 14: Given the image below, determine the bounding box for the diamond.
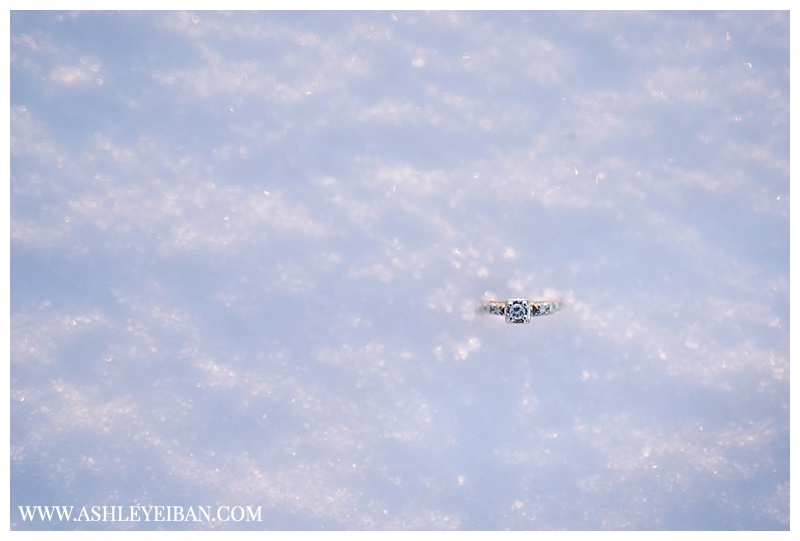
[505,299,531,324]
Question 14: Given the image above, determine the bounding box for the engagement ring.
[480,298,561,324]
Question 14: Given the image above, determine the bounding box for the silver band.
[480,298,561,324]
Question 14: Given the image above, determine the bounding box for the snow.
[9,10,789,530]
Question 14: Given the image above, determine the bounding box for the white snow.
[9,10,789,530]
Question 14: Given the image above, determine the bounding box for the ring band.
[481,298,561,324]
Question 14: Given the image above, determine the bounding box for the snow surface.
[10,10,789,530]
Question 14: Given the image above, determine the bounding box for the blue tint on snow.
[10,10,789,530]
